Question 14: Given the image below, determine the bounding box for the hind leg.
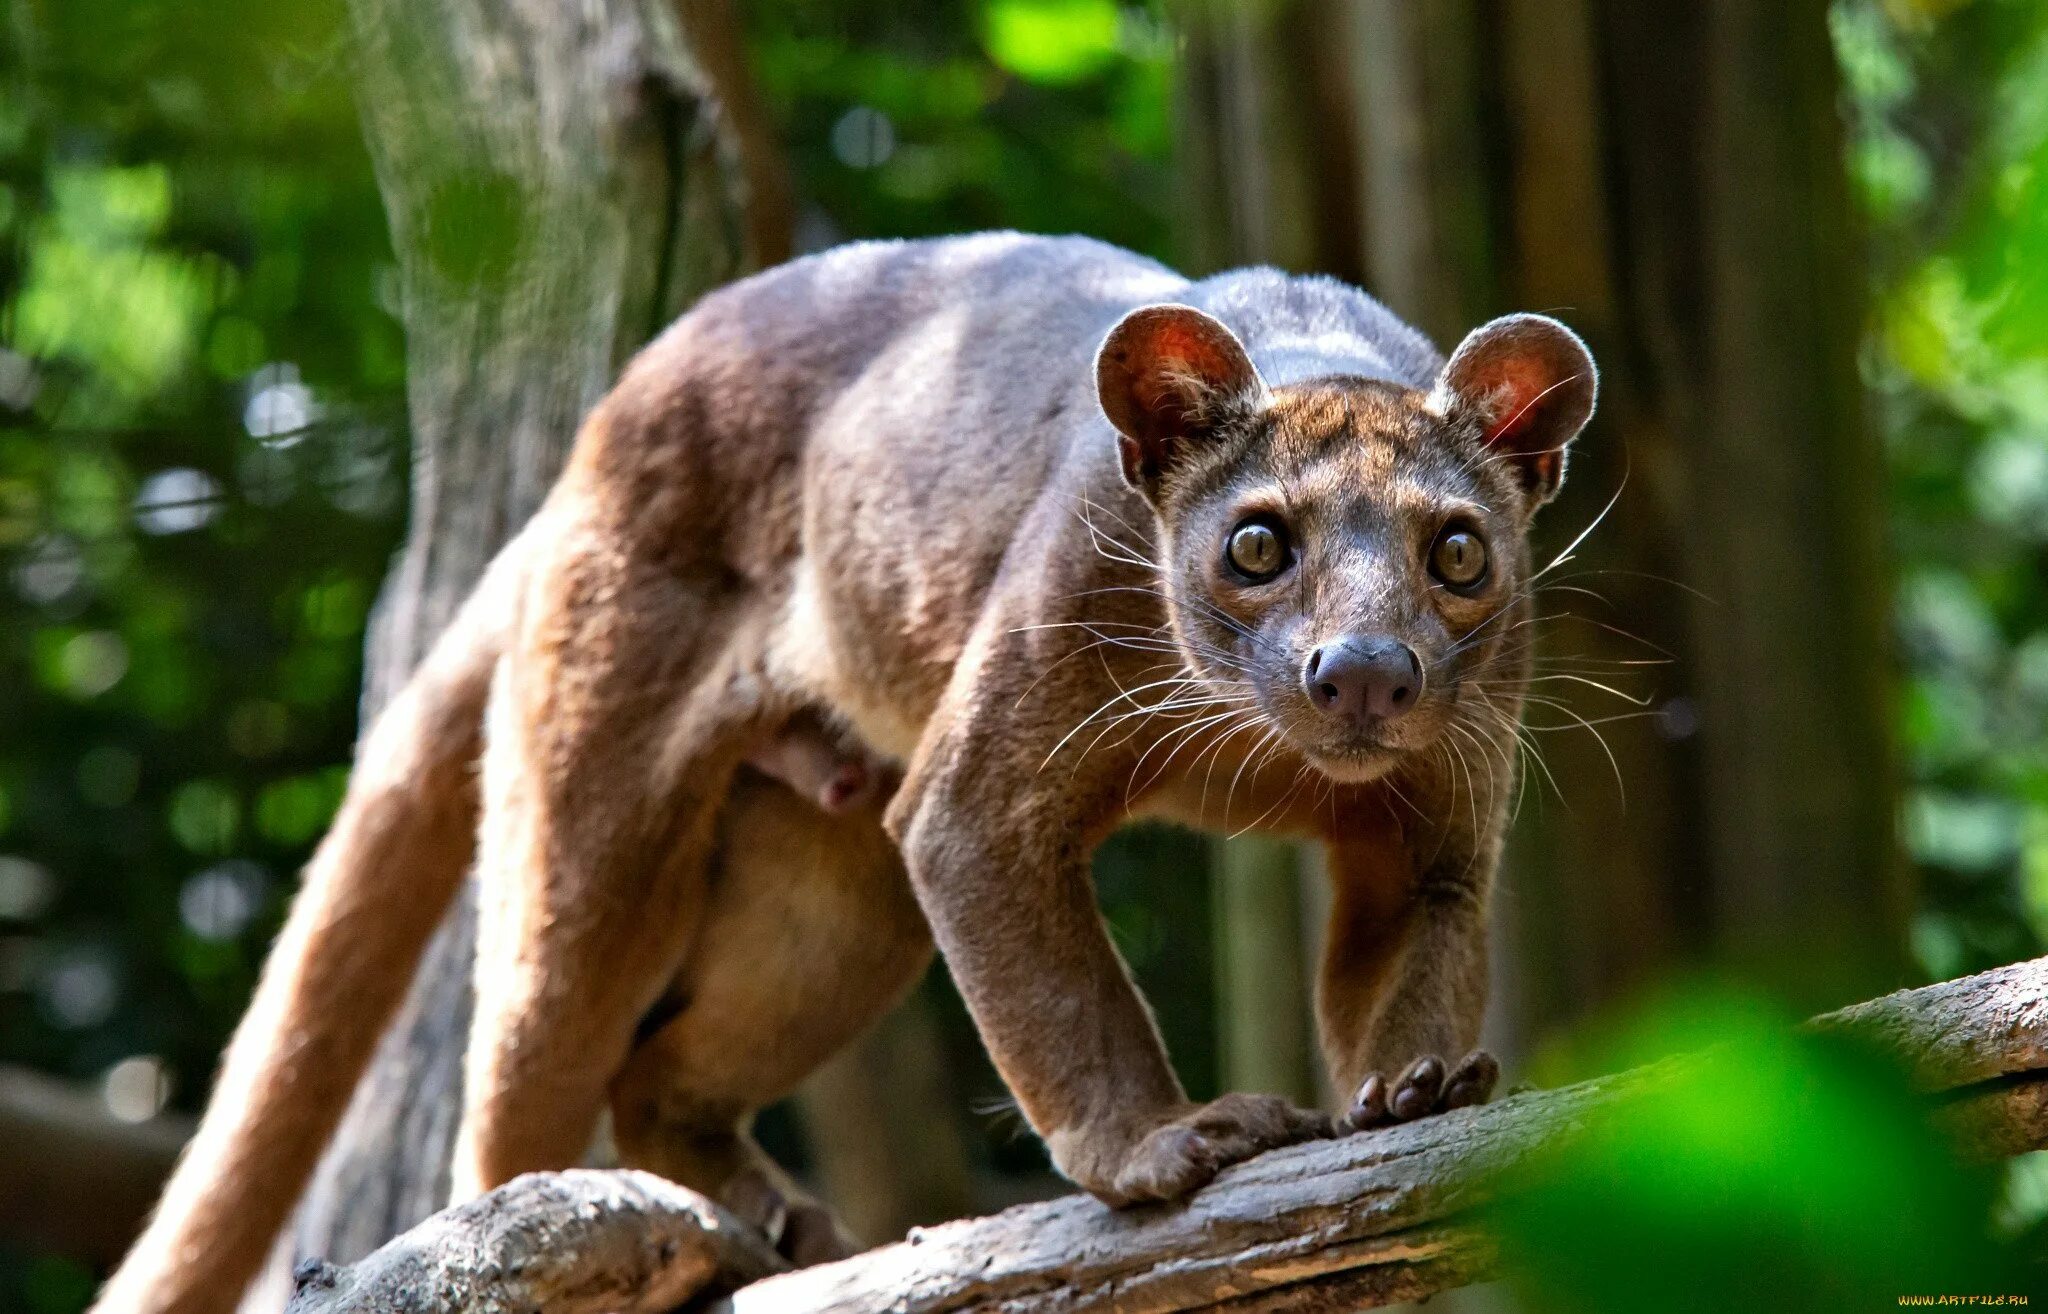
[609,769,931,1262]
[452,545,771,1200]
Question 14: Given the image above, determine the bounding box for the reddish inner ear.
[1437,313,1595,503]
[1132,322,1243,428]
[1481,357,1564,452]
[1099,304,1262,492]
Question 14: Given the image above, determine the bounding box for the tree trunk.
[1525,0,1904,1009]
[261,1,751,1304]
[1328,0,1907,1035]
[1689,2,1902,993]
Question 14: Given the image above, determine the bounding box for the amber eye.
[1431,528,1489,589]
[1225,520,1290,582]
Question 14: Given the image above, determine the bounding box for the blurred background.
[0,0,2043,1309]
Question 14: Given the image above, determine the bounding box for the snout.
[1303,636,1422,728]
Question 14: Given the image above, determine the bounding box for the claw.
[1344,1072,1389,1131]
[1390,1054,1445,1120]
[1345,1049,1499,1132]
[1441,1051,1500,1110]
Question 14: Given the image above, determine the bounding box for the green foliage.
[13,165,211,393]
[983,0,1123,85]
[1497,988,2037,1310]
[0,0,405,1170]
[745,0,1171,257]
[1836,0,2048,980]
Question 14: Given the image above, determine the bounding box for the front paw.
[1341,1049,1499,1132]
[1064,1093,1333,1206]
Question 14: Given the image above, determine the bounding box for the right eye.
[1225,519,1290,582]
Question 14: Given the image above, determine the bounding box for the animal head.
[1095,303,1597,784]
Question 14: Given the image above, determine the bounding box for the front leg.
[1317,819,1500,1130]
[887,628,1328,1205]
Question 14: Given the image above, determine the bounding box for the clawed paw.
[722,1167,862,1268]
[1341,1049,1499,1133]
[1101,1092,1333,1205]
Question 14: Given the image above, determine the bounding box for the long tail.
[92,546,525,1314]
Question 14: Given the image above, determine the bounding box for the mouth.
[1299,732,1407,783]
[1245,681,1425,783]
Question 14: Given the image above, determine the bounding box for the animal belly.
[767,564,941,764]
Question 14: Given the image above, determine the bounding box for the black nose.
[1304,637,1423,724]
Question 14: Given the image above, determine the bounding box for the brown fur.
[96,234,1594,1313]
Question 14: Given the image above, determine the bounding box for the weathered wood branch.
[284,958,2048,1314]
[1803,956,2048,1092]
[0,1066,190,1265]
[283,1171,786,1314]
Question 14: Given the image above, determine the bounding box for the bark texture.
[284,1171,785,1314]
[1805,956,2048,1091]
[276,0,750,1299]
[280,957,2048,1314]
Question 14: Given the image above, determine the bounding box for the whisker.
[1195,713,1275,818]
[1523,673,1655,706]
[1065,494,1161,573]
[1041,669,1241,770]
[1124,705,1264,802]
[1221,724,1285,831]
[1227,738,1314,838]
[1531,473,1627,583]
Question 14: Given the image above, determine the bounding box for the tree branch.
[280,958,2048,1314]
[282,1170,785,1314]
[0,1066,190,1266]
[1803,955,2048,1091]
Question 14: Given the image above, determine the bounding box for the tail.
[92,546,525,1314]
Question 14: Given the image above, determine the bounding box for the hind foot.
[721,1165,863,1267]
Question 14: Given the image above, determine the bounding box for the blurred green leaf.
[1498,992,2026,1312]
[2000,1151,2048,1239]
[253,768,346,847]
[1908,789,2026,873]
[982,0,1121,85]
[167,779,240,855]
[420,167,526,290]
[12,168,217,394]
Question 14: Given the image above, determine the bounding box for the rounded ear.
[1428,314,1598,505]
[1096,304,1266,495]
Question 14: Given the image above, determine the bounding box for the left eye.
[1225,520,1290,581]
[1430,528,1488,588]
